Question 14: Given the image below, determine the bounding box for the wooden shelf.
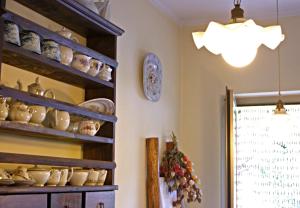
[13,0,124,37]
[0,86,117,123]
[0,121,114,144]
[2,42,114,89]
[0,152,116,169]
[2,11,118,68]
[0,185,118,194]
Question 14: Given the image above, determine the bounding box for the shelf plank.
[2,42,114,89]
[0,185,118,194]
[0,121,113,144]
[0,85,117,123]
[0,152,116,169]
[2,11,118,68]
[13,0,124,36]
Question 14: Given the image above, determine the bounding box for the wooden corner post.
[146,137,160,208]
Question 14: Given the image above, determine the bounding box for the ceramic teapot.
[0,97,9,121]
[8,101,33,123]
[27,77,55,98]
[46,109,70,131]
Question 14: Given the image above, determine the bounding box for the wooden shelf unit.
[0,0,123,206]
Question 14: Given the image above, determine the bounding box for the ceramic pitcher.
[46,109,70,131]
[0,97,9,121]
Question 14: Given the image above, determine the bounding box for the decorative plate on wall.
[143,53,162,102]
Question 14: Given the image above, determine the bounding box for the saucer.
[13,180,34,186]
[0,179,14,186]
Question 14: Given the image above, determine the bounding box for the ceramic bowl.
[69,169,88,186]
[28,166,50,187]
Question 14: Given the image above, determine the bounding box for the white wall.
[180,16,300,208]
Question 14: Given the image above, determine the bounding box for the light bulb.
[222,47,257,68]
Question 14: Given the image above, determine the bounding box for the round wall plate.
[143,53,162,102]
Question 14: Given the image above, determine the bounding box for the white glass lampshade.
[192,19,285,68]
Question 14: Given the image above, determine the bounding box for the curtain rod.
[234,90,300,98]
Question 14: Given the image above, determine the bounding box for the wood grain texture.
[146,138,160,208]
[0,152,116,169]
[0,85,117,123]
[85,191,115,208]
[50,193,82,208]
[13,0,124,37]
[0,121,114,144]
[0,194,47,208]
[0,185,118,194]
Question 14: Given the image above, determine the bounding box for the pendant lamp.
[192,0,285,68]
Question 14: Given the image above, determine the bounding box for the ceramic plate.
[79,98,115,115]
[13,180,34,186]
[143,53,162,102]
[0,179,14,186]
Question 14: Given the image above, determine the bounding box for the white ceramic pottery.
[60,45,73,65]
[21,30,41,54]
[29,105,47,125]
[56,167,73,186]
[8,101,33,123]
[0,168,11,180]
[78,120,101,136]
[0,97,9,121]
[98,64,112,81]
[42,39,61,62]
[71,53,91,73]
[47,169,61,186]
[27,77,55,98]
[4,21,21,46]
[46,109,70,131]
[75,0,99,13]
[88,59,103,77]
[11,166,31,181]
[70,169,88,186]
[84,169,99,186]
[28,166,50,187]
[96,169,107,186]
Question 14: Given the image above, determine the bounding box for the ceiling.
[150,0,300,25]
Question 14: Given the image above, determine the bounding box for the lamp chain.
[234,0,241,6]
[276,0,281,97]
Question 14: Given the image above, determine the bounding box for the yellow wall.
[2,0,181,207]
[180,16,300,208]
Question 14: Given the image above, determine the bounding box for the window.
[233,105,300,208]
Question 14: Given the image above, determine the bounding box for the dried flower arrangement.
[160,133,203,207]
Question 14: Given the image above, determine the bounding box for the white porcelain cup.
[70,169,88,186]
[96,170,107,186]
[84,169,99,186]
[47,169,61,186]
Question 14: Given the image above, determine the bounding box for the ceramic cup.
[29,105,47,126]
[46,109,70,131]
[0,168,11,180]
[96,170,107,186]
[11,166,31,181]
[57,167,73,186]
[47,169,61,186]
[98,64,113,81]
[70,169,88,186]
[87,59,103,77]
[42,39,61,62]
[4,21,21,46]
[60,45,73,65]
[71,53,91,73]
[84,169,99,186]
[21,30,41,54]
[0,97,9,121]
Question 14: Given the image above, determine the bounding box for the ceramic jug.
[0,97,9,121]
[47,169,61,186]
[8,101,33,123]
[57,27,79,65]
[78,120,101,136]
[71,53,92,73]
[46,109,70,131]
[56,167,73,186]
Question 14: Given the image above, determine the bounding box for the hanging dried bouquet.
[160,133,202,207]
